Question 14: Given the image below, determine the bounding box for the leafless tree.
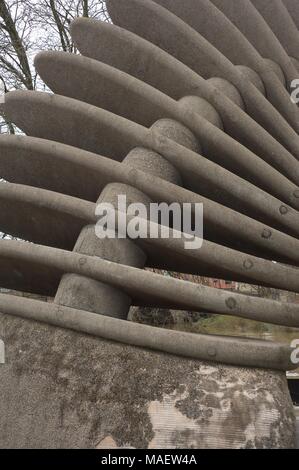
[32,0,109,53]
[0,0,108,133]
[0,0,36,90]
[0,0,109,242]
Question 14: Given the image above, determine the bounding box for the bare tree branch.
[0,0,33,89]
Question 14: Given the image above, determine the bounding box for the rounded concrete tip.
[69,17,90,35]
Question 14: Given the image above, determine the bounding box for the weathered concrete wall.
[0,313,296,449]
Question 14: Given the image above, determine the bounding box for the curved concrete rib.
[2,135,299,264]
[4,92,299,240]
[0,182,93,248]
[35,51,299,190]
[3,179,299,289]
[0,293,295,371]
[140,225,299,291]
[153,0,299,103]
[3,91,138,162]
[211,0,299,84]
[251,0,299,63]
[153,0,263,68]
[0,135,112,202]
[1,240,299,331]
[70,18,299,173]
[106,0,299,151]
[283,0,299,30]
[1,3,299,375]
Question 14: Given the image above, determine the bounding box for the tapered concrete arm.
[0,293,295,371]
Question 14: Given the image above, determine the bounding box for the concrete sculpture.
[2,0,299,450]
[1,0,299,371]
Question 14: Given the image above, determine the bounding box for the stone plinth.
[0,313,296,449]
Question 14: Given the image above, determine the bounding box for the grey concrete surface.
[4,137,299,267]
[1,293,297,370]
[0,313,296,448]
[70,17,299,170]
[155,0,296,89]
[4,92,299,241]
[55,186,149,318]
[0,181,93,249]
[212,0,298,84]
[3,214,299,295]
[283,0,299,31]
[2,241,299,334]
[55,113,193,319]
[7,83,299,212]
[1,0,299,448]
[107,0,299,149]
[251,0,299,64]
